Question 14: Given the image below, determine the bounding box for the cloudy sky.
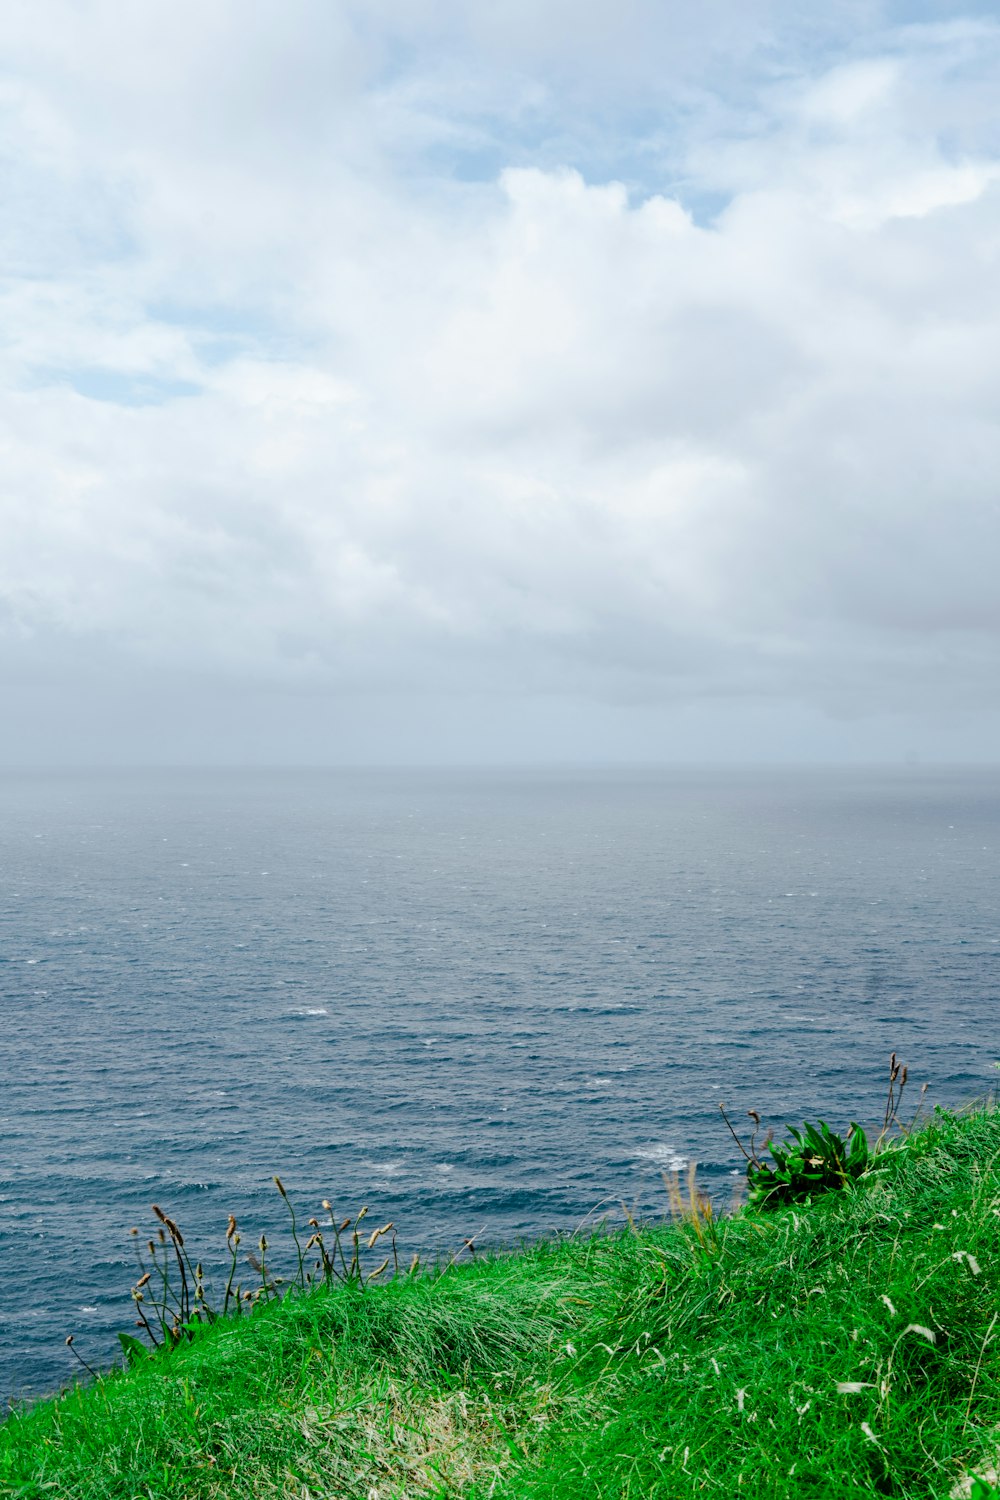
[3,0,1000,764]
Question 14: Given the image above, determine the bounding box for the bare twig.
[719,1103,757,1165]
[65,1336,98,1379]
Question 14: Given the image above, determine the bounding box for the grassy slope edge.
[2,1106,999,1499]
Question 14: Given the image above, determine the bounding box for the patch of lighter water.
[634,1144,689,1173]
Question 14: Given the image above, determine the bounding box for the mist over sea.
[2,765,998,1399]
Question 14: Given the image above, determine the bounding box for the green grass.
[2,1105,1000,1498]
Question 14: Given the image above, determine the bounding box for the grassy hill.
[2,1103,999,1498]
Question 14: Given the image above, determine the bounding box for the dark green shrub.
[746,1119,870,1208]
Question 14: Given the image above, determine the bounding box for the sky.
[3,0,1000,765]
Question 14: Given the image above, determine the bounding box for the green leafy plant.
[719,1053,916,1210]
[745,1118,869,1208]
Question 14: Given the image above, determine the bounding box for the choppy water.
[2,765,998,1400]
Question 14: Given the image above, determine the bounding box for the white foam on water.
[634,1143,688,1173]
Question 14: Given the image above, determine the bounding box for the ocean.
[1,765,997,1400]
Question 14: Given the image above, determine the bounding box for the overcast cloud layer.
[2,0,1000,763]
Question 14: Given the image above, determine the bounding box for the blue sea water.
[1,765,998,1401]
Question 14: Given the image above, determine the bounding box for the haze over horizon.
[3,1,1000,766]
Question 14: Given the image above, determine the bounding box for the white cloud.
[1,2,1000,759]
